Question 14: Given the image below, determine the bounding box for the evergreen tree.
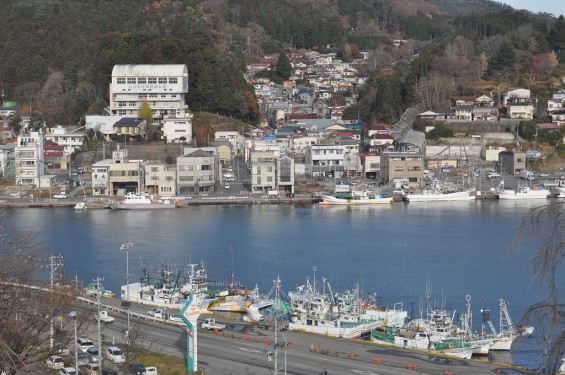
[548,16,565,53]
[275,50,292,81]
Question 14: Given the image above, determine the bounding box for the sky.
[502,1,564,17]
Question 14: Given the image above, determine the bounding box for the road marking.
[238,347,263,353]
[351,370,379,375]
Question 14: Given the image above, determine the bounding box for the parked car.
[84,363,100,375]
[46,355,65,369]
[54,192,67,199]
[539,172,550,177]
[129,362,146,375]
[8,191,21,198]
[86,347,99,363]
[487,172,501,179]
[101,368,119,375]
[76,351,90,366]
[168,314,183,323]
[77,338,94,352]
[106,347,125,364]
[59,368,77,375]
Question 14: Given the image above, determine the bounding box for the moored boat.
[404,181,475,202]
[496,180,550,200]
[74,202,87,210]
[108,191,177,210]
[319,190,392,205]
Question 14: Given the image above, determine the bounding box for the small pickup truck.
[201,318,226,331]
[95,310,114,323]
[147,308,165,319]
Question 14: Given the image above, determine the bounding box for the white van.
[106,346,125,364]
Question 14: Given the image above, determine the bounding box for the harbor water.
[5,200,555,370]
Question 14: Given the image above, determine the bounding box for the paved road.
[80,297,533,375]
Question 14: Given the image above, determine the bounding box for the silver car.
[76,351,90,366]
[86,347,99,363]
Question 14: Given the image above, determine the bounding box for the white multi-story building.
[85,115,123,136]
[15,131,44,186]
[109,65,188,124]
[304,144,346,178]
[44,126,85,156]
[162,112,193,144]
[177,147,220,194]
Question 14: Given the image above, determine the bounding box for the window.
[148,77,157,84]
[267,176,272,182]
[151,167,159,172]
[169,77,178,84]
[117,77,126,84]
[201,165,211,171]
[149,93,157,98]
[180,165,190,171]
[138,78,146,84]
[165,176,173,181]
[188,165,194,171]
[158,77,167,84]
[118,110,126,116]
[394,167,404,172]
[256,177,261,184]
[127,78,136,84]
[138,94,147,99]
[257,166,261,173]
[118,102,126,107]
[267,166,273,172]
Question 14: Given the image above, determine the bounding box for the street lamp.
[68,310,79,375]
[120,242,133,339]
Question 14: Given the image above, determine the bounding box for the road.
[80,298,531,375]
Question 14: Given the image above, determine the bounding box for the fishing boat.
[108,191,177,210]
[404,181,475,202]
[288,269,407,338]
[495,180,550,200]
[479,299,534,352]
[121,262,213,311]
[319,190,393,205]
[74,202,87,210]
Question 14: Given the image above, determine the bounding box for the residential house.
[250,149,277,194]
[85,115,123,137]
[551,110,565,126]
[176,147,220,194]
[498,150,526,176]
[507,102,534,120]
[162,112,193,144]
[113,118,147,138]
[304,144,346,178]
[144,163,176,196]
[15,131,44,186]
[276,155,295,196]
[453,104,473,121]
[44,125,85,163]
[379,152,424,186]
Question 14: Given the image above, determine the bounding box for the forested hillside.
[0,0,564,126]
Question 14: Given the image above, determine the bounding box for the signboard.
[182,303,201,320]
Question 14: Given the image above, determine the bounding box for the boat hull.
[405,191,475,202]
[497,191,549,200]
[319,195,392,205]
[109,203,176,210]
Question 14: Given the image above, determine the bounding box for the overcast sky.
[501,1,564,17]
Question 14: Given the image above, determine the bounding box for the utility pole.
[95,276,104,371]
[49,255,64,350]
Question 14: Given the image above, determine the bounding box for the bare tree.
[0,212,84,374]
[515,203,565,372]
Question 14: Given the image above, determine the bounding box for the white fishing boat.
[121,262,213,311]
[405,181,475,202]
[496,180,549,200]
[319,190,392,205]
[289,269,407,338]
[74,202,87,210]
[108,191,177,210]
[479,299,534,352]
